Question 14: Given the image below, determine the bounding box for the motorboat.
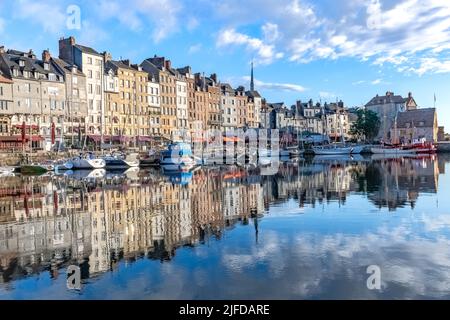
[103,152,140,169]
[20,162,54,175]
[313,144,353,155]
[160,142,197,172]
[70,153,106,169]
[139,150,161,167]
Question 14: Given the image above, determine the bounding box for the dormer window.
[48,73,56,81]
[19,60,25,67]
[44,62,50,71]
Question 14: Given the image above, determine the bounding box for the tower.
[250,61,254,91]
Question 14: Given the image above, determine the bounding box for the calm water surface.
[1,154,450,299]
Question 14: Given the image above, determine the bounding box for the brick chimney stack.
[103,52,112,62]
[42,50,51,63]
[164,60,171,70]
[210,73,217,84]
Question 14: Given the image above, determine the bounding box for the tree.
[349,109,381,143]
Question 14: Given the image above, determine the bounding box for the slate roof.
[221,83,235,94]
[74,44,101,56]
[0,50,64,81]
[106,60,136,72]
[396,108,436,128]
[245,90,261,98]
[52,57,85,76]
[366,93,406,107]
[0,73,12,83]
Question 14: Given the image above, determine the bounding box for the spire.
[250,61,254,91]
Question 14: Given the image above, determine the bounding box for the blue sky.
[0,0,449,129]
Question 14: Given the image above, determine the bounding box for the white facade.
[221,94,237,132]
[176,79,188,136]
[147,80,160,135]
[82,53,105,136]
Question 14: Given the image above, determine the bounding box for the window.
[44,63,50,71]
[19,60,25,67]
[96,71,100,80]
[88,84,93,94]
[88,70,92,78]
[72,76,78,85]
[72,89,79,97]
[26,83,31,93]
[48,73,56,81]
[96,85,101,94]
[0,87,3,96]
[87,57,93,64]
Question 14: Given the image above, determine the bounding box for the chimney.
[164,60,171,70]
[103,52,112,62]
[59,36,75,63]
[121,59,131,66]
[210,73,217,84]
[408,92,412,98]
[42,50,51,63]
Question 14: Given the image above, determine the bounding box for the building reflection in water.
[0,154,445,285]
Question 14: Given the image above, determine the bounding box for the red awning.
[14,124,40,130]
[0,135,43,142]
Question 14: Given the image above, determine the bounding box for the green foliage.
[349,109,381,142]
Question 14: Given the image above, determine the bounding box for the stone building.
[0,48,66,151]
[390,108,438,143]
[59,36,106,142]
[141,56,177,140]
[104,59,150,147]
[365,91,417,141]
[221,83,237,133]
[147,76,161,136]
[52,57,88,146]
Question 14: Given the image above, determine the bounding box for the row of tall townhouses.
[0,36,364,151]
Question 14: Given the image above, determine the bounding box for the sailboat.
[370,116,415,155]
[313,112,353,155]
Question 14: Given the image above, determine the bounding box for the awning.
[0,135,43,142]
[14,124,40,130]
[137,136,153,142]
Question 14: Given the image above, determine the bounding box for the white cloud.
[371,79,382,85]
[188,43,202,54]
[262,23,280,42]
[14,0,66,34]
[352,80,366,85]
[211,0,450,74]
[408,58,450,76]
[95,0,182,43]
[217,28,284,65]
[242,76,307,93]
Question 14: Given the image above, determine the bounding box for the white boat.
[280,146,303,157]
[313,145,353,155]
[70,153,106,169]
[103,152,140,169]
[54,160,74,171]
[160,142,197,172]
[370,147,416,155]
[0,166,15,177]
[72,169,106,180]
[350,145,365,154]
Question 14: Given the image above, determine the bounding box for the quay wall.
[438,142,450,153]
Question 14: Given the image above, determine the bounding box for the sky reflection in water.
[1,154,450,299]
